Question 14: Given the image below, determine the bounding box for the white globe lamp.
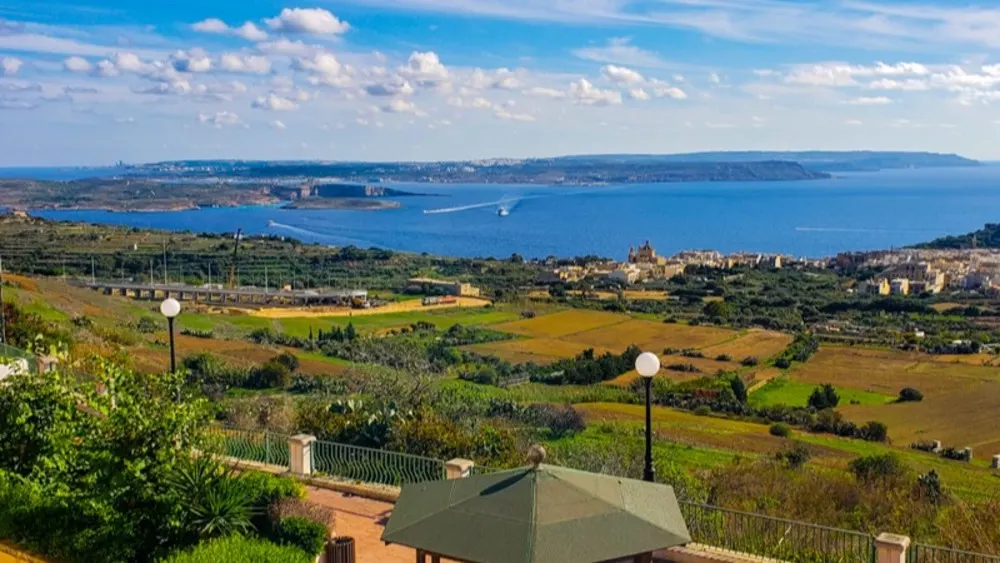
[635,352,660,378]
[160,298,181,318]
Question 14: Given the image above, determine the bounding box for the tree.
[344,323,357,342]
[273,352,299,373]
[729,377,748,404]
[703,300,732,321]
[849,453,906,484]
[898,387,923,403]
[808,384,840,410]
[859,421,888,442]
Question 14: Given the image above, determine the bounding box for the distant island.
[0,151,981,212]
[283,198,401,211]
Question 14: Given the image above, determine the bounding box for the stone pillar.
[445,458,475,479]
[993,455,1000,470]
[931,440,942,453]
[875,533,910,563]
[963,447,974,462]
[289,434,317,476]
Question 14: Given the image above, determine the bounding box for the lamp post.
[635,351,660,482]
[160,298,181,373]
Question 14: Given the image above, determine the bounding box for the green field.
[749,377,896,409]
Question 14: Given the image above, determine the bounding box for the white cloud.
[381,98,425,115]
[170,49,212,73]
[784,61,931,87]
[294,51,353,88]
[845,119,864,126]
[649,79,687,99]
[708,72,722,84]
[524,86,565,99]
[197,111,241,128]
[94,60,119,77]
[219,54,272,74]
[257,38,320,57]
[573,37,667,68]
[252,93,298,111]
[365,77,414,97]
[628,88,650,101]
[270,119,287,130]
[398,51,449,87]
[135,80,192,95]
[63,56,92,73]
[235,22,268,42]
[191,18,229,33]
[568,78,622,106]
[868,78,929,91]
[2,57,23,76]
[602,64,644,85]
[491,68,522,90]
[265,8,350,35]
[108,52,147,73]
[494,108,535,122]
[448,96,493,109]
[845,96,893,105]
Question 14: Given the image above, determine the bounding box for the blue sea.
[26,166,1000,260]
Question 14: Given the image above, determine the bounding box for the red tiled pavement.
[305,485,417,563]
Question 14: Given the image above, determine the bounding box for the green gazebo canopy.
[381,464,692,563]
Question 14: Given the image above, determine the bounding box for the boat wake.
[424,194,525,215]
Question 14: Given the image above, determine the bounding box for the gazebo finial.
[527,444,546,468]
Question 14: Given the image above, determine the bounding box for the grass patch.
[749,377,896,409]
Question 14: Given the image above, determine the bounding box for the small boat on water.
[267,220,277,227]
[498,206,509,217]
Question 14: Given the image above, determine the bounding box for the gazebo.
[381,453,691,563]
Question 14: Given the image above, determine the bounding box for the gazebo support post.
[416,549,425,563]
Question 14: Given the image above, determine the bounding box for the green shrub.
[241,471,306,508]
[898,387,924,403]
[693,405,711,416]
[769,423,791,438]
[775,443,811,468]
[273,517,328,556]
[849,453,907,483]
[161,535,314,563]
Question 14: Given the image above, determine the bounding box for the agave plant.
[169,456,258,540]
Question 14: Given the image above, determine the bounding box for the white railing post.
[289,434,317,476]
[875,533,910,563]
[445,458,474,479]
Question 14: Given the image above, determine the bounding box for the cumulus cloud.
[218,53,272,74]
[785,61,930,87]
[573,38,667,68]
[568,78,622,105]
[257,38,320,57]
[192,18,269,41]
[524,86,565,99]
[381,98,425,115]
[235,22,268,41]
[448,96,493,109]
[648,79,687,99]
[2,57,23,76]
[365,76,414,97]
[197,111,241,127]
[845,96,893,105]
[868,78,929,91]
[602,64,644,85]
[629,88,651,101]
[270,119,287,130]
[398,51,448,87]
[252,93,298,111]
[265,8,350,35]
[135,80,193,95]
[63,56,92,73]
[191,18,229,33]
[170,49,212,73]
[494,108,535,122]
[294,51,353,88]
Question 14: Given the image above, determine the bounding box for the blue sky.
[2,0,1000,165]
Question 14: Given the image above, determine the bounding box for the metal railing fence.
[311,439,445,486]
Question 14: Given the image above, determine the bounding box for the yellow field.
[492,310,629,339]
[463,338,612,364]
[931,302,963,313]
[790,346,1000,455]
[701,330,793,362]
[622,290,670,301]
[566,319,735,352]
[247,297,492,319]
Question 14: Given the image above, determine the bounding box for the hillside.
[913,223,1000,249]
[559,151,980,172]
